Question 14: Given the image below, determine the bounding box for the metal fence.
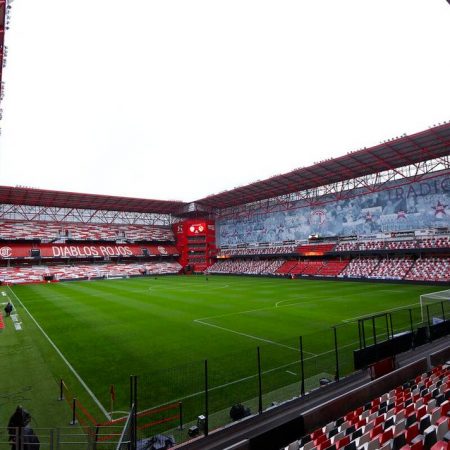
[0,426,125,450]
[115,404,135,450]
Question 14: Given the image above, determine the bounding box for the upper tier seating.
[419,238,450,249]
[0,262,182,284]
[359,240,386,251]
[0,220,174,242]
[334,237,450,253]
[405,258,450,283]
[218,245,297,257]
[334,242,360,252]
[284,364,450,450]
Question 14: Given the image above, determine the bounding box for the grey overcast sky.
[0,0,449,202]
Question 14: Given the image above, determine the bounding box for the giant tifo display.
[0,124,449,449]
[217,172,450,246]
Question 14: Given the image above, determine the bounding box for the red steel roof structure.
[0,123,449,215]
[197,122,450,210]
[0,186,185,214]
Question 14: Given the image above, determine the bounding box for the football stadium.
[1,2,450,450]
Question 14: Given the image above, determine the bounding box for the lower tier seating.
[210,257,449,282]
[206,259,285,275]
[339,258,381,278]
[405,259,450,283]
[368,258,415,281]
[0,262,182,284]
[284,364,450,450]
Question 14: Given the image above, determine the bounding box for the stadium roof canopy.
[195,122,450,210]
[0,123,449,214]
[0,186,186,214]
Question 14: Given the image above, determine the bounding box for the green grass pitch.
[1,275,445,433]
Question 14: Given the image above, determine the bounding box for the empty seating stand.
[283,364,450,450]
[206,259,284,275]
[217,245,297,257]
[0,262,182,284]
[0,220,175,242]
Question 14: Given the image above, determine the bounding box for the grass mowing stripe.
[8,286,111,421]
[194,318,317,355]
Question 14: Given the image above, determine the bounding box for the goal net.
[420,289,450,323]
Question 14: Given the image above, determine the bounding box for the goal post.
[420,289,450,324]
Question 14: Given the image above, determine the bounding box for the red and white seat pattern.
[0,220,174,242]
[334,237,450,253]
[284,364,450,450]
[405,259,450,283]
[206,259,285,275]
[419,238,450,249]
[217,246,297,257]
[368,258,414,281]
[0,262,182,284]
[335,242,360,252]
[359,241,386,251]
[339,258,380,278]
[0,266,50,284]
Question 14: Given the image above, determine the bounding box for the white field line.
[151,357,305,407]
[194,319,317,356]
[286,370,297,376]
[342,302,419,323]
[275,298,307,308]
[147,339,362,409]
[194,298,317,323]
[196,287,374,323]
[7,286,111,421]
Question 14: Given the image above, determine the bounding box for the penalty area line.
[7,286,111,421]
[194,319,317,356]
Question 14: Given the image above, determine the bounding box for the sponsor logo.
[0,246,12,258]
[158,246,168,255]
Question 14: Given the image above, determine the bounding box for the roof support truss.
[216,157,450,220]
[0,205,175,226]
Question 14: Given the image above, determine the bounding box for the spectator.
[7,406,39,450]
[4,301,13,317]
